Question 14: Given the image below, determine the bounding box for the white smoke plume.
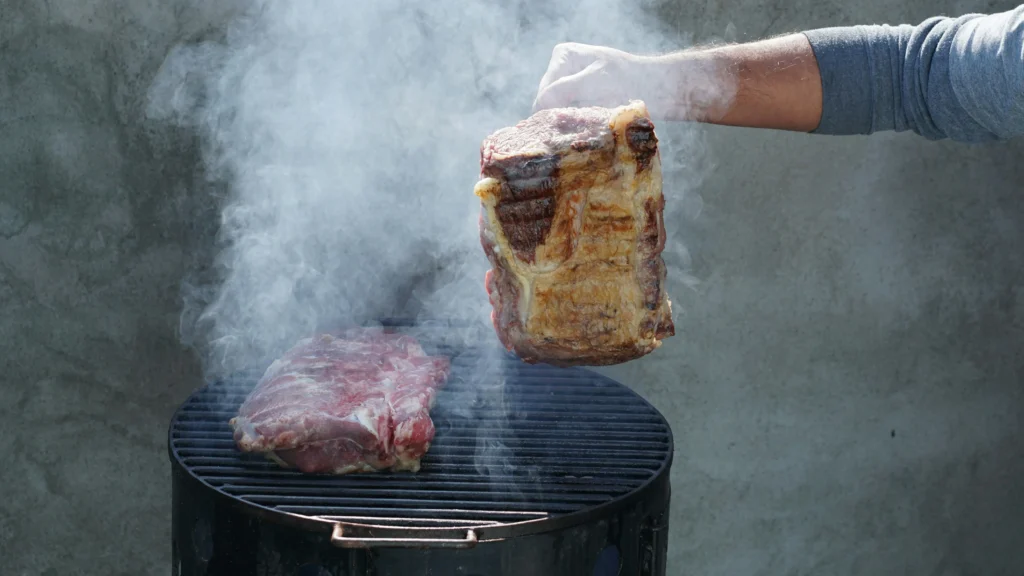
[147,0,728,378]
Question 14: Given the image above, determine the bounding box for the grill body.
[170,327,673,576]
[173,468,669,575]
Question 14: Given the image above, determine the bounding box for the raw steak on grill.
[475,100,674,366]
[229,328,450,475]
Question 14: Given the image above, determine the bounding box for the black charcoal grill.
[169,320,673,576]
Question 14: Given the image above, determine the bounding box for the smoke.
[145,0,734,495]
[147,0,729,377]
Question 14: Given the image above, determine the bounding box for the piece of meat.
[475,100,674,366]
[229,328,450,475]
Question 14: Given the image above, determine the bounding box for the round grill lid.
[169,330,673,541]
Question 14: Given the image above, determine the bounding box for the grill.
[170,321,673,576]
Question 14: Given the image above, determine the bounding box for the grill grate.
[169,342,673,526]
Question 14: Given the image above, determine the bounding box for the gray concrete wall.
[2,0,1022,575]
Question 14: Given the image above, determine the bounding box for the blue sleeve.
[802,5,1024,142]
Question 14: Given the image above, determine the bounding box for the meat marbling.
[475,100,674,366]
[230,328,450,475]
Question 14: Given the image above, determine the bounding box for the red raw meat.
[229,328,450,475]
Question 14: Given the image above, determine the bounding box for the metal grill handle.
[331,522,479,549]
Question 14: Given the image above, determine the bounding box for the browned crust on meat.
[638,196,675,340]
[480,212,524,350]
[625,117,658,172]
[481,155,560,264]
[478,101,674,366]
[510,339,664,367]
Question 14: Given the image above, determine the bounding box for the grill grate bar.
[181,455,665,469]
[185,464,656,480]
[180,397,659,413]
[210,477,636,494]
[275,506,547,522]
[176,446,669,460]
[262,499,583,514]
[225,486,618,504]
[172,437,670,451]
[172,424,670,442]
[176,410,666,426]
[241,494,590,513]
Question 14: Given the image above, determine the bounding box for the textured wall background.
[1,0,1022,575]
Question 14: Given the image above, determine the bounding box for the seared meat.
[476,100,674,366]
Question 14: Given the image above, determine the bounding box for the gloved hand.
[532,43,657,113]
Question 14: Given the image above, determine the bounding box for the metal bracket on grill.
[330,522,480,550]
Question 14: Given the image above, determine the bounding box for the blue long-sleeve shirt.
[802,5,1024,142]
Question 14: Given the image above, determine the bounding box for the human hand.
[532,43,652,113]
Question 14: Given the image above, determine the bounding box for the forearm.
[648,34,823,132]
